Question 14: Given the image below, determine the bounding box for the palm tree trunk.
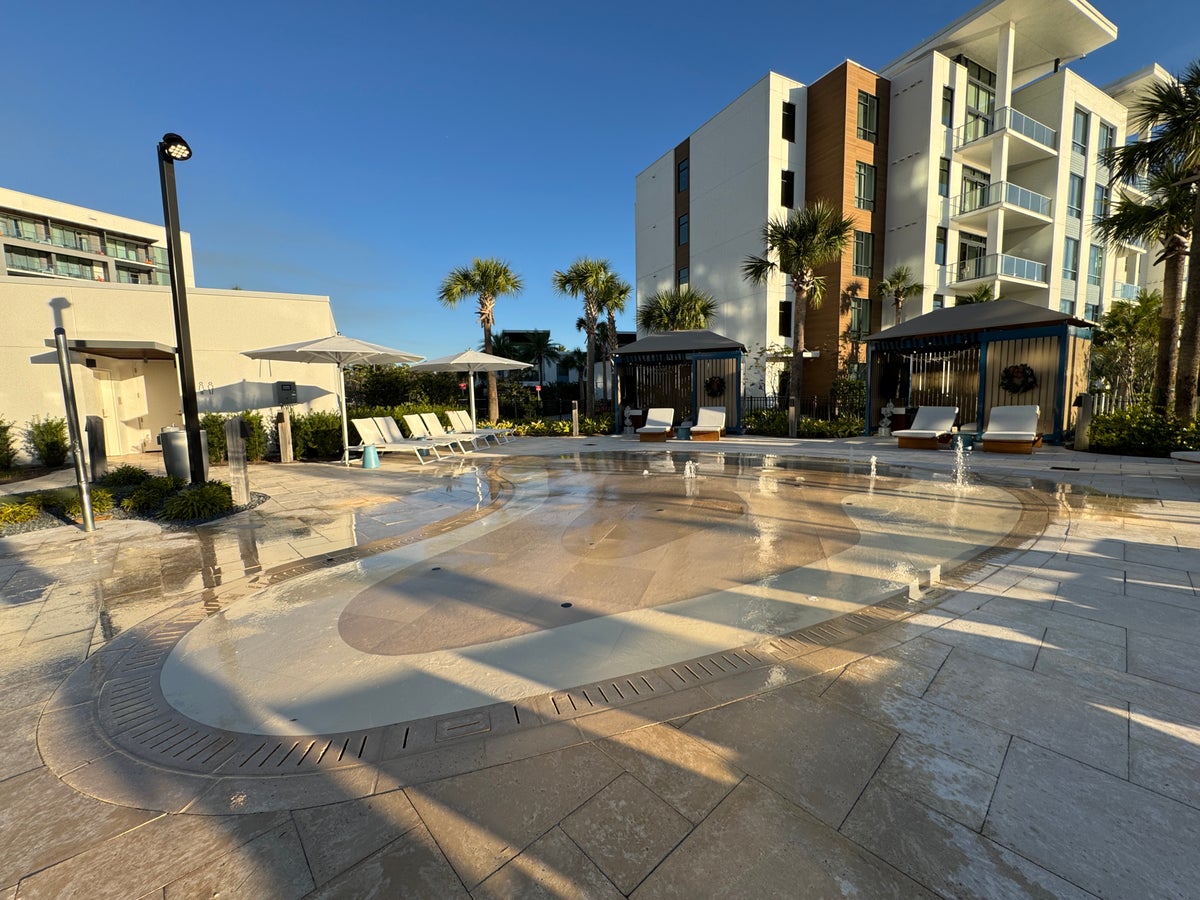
[790,283,808,439]
[584,315,597,418]
[1153,243,1186,412]
[483,325,500,423]
[1173,194,1200,419]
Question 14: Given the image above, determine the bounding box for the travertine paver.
[984,738,1200,898]
[2,441,1200,897]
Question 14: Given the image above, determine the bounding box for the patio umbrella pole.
[468,376,477,431]
[339,365,350,466]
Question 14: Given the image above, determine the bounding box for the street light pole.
[157,132,206,484]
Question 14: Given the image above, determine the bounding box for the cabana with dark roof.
[612,330,746,434]
[864,299,1094,444]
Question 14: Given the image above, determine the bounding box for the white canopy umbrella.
[243,334,423,465]
[409,350,532,429]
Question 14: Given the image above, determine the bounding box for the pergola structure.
[864,300,1094,444]
[612,330,746,434]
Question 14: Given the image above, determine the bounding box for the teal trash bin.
[362,444,380,468]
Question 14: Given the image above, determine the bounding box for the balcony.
[951,181,1053,229]
[1112,281,1139,301]
[954,107,1058,168]
[949,253,1047,287]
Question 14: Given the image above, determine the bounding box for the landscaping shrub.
[1087,406,1200,457]
[743,409,864,438]
[159,481,234,521]
[0,419,16,471]
[62,487,113,518]
[121,476,187,514]
[289,411,344,460]
[101,464,152,487]
[239,411,268,462]
[25,415,69,467]
[201,413,227,464]
[0,500,40,525]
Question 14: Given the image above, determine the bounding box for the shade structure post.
[339,365,351,466]
[468,378,478,431]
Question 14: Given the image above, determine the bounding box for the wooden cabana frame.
[864,300,1094,445]
[612,330,747,435]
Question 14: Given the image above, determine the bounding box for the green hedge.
[0,419,16,471]
[743,409,864,438]
[1087,406,1200,457]
[25,415,69,467]
[201,412,268,464]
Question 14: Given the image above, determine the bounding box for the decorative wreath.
[1000,363,1038,394]
[703,375,726,397]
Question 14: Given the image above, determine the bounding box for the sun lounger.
[691,406,726,441]
[400,414,469,455]
[891,406,958,450]
[351,417,443,465]
[419,412,473,453]
[637,408,675,442]
[981,405,1042,454]
[447,409,512,446]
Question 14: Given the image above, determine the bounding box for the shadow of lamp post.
[157,132,206,484]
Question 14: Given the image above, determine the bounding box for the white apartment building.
[1,187,339,463]
[635,0,1170,399]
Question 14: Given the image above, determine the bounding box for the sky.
[4,0,1196,361]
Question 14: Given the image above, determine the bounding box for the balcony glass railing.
[953,181,1052,217]
[955,107,1057,151]
[951,253,1047,284]
[1112,282,1139,300]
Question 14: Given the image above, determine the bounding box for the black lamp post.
[157,132,206,484]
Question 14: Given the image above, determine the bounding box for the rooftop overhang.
[881,0,1117,87]
[1103,63,1174,107]
[43,338,176,361]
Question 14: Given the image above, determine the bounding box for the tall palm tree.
[636,287,719,332]
[438,258,523,423]
[599,275,631,407]
[1096,160,1195,413]
[524,331,564,384]
[488,333,522,361]
[1092,291,1161,405]
[553,258,615,416]
[876,265,926,321]
[1105,59,1200,417]
[561,347,588,403]
[576,318,612,403]
[742,200,855,437]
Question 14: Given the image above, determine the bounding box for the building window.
[856,91,878,143]
[855,162,876,211]
[961,165,989,210]
[782,101,796,142]
[935,227,947,266]
[677,213,689,246]
[677,158,689,192]
[1098,122,1115,155]
[964,59,996,141]
[1063,237,1080,281]
[781,170,795,209]
[1085,302,1100,322]
[1088,244,1104,286]
[938,158,951,197]
[1067,175,1084,219]
[1072,108,1089,155]
[932,294,945,310]
[853,231,874,277]
[1060,299,1073,315]
[1093,184,1110,220]
[677,267,689,287]
[116,266,144,284]
[848,295,870,339]
[778,300,793,337]
[941,86,954,127]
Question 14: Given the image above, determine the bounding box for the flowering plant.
[1000,363,1037,394]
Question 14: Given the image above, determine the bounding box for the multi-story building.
[635,0,1169,400]
[1,188,338,463]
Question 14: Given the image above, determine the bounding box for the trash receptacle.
[158,428,209,482]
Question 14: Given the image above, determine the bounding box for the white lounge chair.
[447,409,513,446]
[691,406,726,441]
[981,405,1042,454]
[891,406,958,450]
[637,408,675,442]
[420,412,473,453]
[400,414,469,455]
[351,417,443,465]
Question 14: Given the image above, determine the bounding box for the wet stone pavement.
[2,435,1200,898]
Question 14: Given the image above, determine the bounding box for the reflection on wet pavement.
[161,453,1025,734]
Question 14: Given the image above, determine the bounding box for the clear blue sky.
[5,0,1195,359]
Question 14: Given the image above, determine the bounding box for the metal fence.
[740,393,862,421]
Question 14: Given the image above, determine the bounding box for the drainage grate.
[661,649,762,687]
[547,674,664,719]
